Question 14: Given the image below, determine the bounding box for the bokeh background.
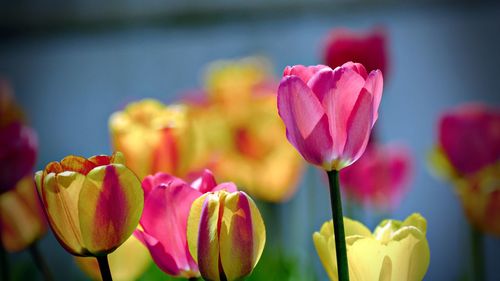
[1,0,499,280]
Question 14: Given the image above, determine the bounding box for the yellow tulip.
[313,213,430,281]
[109,99,187,180]
[186,57,304,202]
[74,235,151,281]
[0,175,47,252]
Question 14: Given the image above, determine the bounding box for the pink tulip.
[277,62,383,171]
[134,169,236,278]
[438,103,500,176]
[323,28,389,77]
[0,122,37,194]
[340,143,412,210]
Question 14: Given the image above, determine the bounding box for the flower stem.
[470,225,484,281]
[29,242,54,281]
[0,227,9,281]
[96,255,113,281]
[326,170,349,281]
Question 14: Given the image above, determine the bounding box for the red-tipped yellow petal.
[196,193,222,281]
[79,164,143,255]
[36,170,86,255]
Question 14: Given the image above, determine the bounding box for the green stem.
[470,225,484,281]
[29,242,54,281]
[326,170,350,281]
[96,255,113,281]
[0,226,9,281]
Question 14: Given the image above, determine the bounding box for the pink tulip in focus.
[324,28,389,77]
[340,143,412,210]
[134,169,237,278]
[277,62,383,171]
[438,104,500,176]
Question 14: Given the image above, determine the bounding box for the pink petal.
[278,76,333,166]
[191,169,218,193]
[283,65,329,83]
[342,89,374,167]
[141,172,184,198]
[212,182,238,192]
[341,61,368,79]
[319,66,366,157]
[139,182,201,273]
[134,230,182,276]
[363,70,384,124]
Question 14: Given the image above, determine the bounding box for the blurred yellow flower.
[313,213,430,281]
[109,99,188,180]
[75,235,151,281]
[186,57,304,202]
[0,175,47,252]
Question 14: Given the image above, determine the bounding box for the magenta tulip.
[438,103,500,176]
[340,143,412,210]
[134,169,236,278]
[277,62,383,171]
[323,27,389,77]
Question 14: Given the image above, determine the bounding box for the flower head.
[134,169,236,278]
[340,143,412,210]
[187,189,266,281]
[277,62,383,171]
[323,27,389,77]
[313,213,430,281]
[34,152,144,256]
[109,99,187,179]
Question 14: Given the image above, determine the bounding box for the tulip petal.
[79,164,143,254]
[196,194,222,281]
[134,230,181,276]
[283,65,328,83]
[278,76,333,166]
[39,171,86,255]
[139,180,201,273]
[191,169,218,193]
[342,89,374,168]
[341,62,368,79]
[320,66,366,158]
[212,182,238,193]
[60,155,97,175]
[219,192,254,280]
[363,70,383,124]
[187,193,208,263]
[141,172,183,198]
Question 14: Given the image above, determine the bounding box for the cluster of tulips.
[0,27,498,281]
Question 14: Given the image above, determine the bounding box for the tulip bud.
[313,213,430,281]
[34,152,143,256]
[187,190,266,281]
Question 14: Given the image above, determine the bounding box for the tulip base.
[29,243,54,281]
[97,255,113,281]
[326,170,350,281]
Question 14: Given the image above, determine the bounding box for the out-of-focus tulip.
[340,143,412,210]
[0,80,37,194]
[313,213,430,281]
[135,169,236,278]
[187,190,266,281]
[455,164,500,236]
[277,62,383,171]
[185,58,304,202]
[430,103,500,235]
[324,28,389,77]
[435,104,500,177]
[0,175,47,252]
[75,235,151,281]
[109,99,187,180]
[34,152,144,256]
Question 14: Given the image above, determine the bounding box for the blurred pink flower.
[438,103,500,176]
[134,169,236,278]
[0,122,37,193]
[323,27,389,77]
[340,143,412,210]
[277,62,383,171]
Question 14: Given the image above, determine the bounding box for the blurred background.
[1,0,499,280]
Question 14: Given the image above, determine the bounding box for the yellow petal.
[187,193,209,263]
